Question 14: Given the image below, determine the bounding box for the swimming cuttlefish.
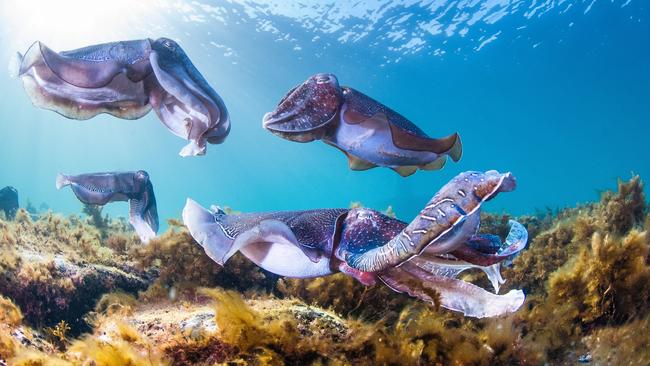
[56,171,158,243]
[14,38,230,157]
[263,73,462,177]
[184,170,527,318]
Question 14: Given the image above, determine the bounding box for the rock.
[0,250,153,335]
[91,297,350,365]
[0,187,18,220]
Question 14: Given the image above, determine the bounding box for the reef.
[0,210,152,336]
[0,175,648,365]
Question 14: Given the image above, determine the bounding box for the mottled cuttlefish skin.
[342,170,516,272]
[263,73,462,177]
[183,170,527,318]
[14,38,230,157]
[56,171,158,243]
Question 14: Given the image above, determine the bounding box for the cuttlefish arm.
[342,171,516,272]
[183,199,345,278]
[336,171,525,318]
[335,206,527,316]
[380,261,525,318]
[371,221,528,317]
[450,220,528,266]
[56,171,158,243]
[416,220,529,293]
[128,180,159,243]
[16,38,230,157]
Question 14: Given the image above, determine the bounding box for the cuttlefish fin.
[389,123,463,161]
[421,156,447,171]
[325,141,378,171]
[392,166,418,177]
[347,154,377,171]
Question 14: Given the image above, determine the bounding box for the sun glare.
[1,0,165,50]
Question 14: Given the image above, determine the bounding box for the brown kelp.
[0,175,648,365]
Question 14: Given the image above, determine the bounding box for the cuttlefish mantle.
[56,171,158,243]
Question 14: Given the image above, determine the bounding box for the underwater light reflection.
[1,0,163,50]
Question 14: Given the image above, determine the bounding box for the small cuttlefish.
[263,73,462,177]
[56,171,158,243]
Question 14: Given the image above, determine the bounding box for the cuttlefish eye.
[263,73,343,141]
[153,38,179,53]
[135,170,149,182]
[162,39,175,49]
[315,74,331,84]
[132,170,150,192]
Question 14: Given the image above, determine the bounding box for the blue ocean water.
[0,0,647,227]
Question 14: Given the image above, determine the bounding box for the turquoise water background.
[0,1,647,227]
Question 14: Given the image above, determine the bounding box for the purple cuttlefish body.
[183,170,527,318]
[14,38,230,157]
[263,73,462,177]
[56,171,158,243]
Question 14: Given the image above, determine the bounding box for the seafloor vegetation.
[0,176,648,365]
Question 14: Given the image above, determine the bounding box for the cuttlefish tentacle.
[56,171,158,243]
[15,38,229,157]
[380,261,525,318]
[263,73,462,176]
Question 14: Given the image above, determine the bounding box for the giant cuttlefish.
[183,170,527,318]
[56,171,158,243]
[14,38,230,157]
[263,73,462,177]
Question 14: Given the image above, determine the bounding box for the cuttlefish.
[183,170,527,318]
[14,38,229,157]
[56,171,158,243]
[263,73,462,177]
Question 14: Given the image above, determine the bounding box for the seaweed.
[0,296,21,361]
[1,175,649,365]
[585,315,650,366]
[82,204,109,238]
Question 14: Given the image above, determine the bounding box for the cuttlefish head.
[148,37,230,156]
[132,170,150,193]
[150,38,184,68]
[263,73,343,142]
